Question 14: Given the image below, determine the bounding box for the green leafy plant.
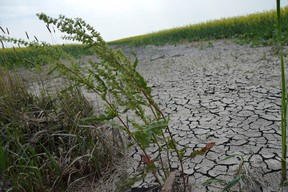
[35,12,189,189]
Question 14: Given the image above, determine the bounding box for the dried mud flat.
[24,39,288,191]
[118,40,288,192]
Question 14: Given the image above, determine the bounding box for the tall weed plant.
[32,13,216,191]
[36,13,189,189]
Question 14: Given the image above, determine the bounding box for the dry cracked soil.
[26,39,288,191]
[119,40,288,192]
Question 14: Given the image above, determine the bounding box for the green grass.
[110,6,288,46]
[0,44,93,69]
[0,68,124,191]
[277,0,287,185]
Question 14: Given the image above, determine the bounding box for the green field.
[1,6,288,69]
[111,6,288,46]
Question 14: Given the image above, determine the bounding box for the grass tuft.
[0,68,124,191]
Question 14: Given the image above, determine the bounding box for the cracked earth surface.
[119,40,288,191]
[26,40,288,191]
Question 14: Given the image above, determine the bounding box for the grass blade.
[221,176,241,192]
[276,0,287,184]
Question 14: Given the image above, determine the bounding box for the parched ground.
[24,39,288,191]
[118,40,288,192]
